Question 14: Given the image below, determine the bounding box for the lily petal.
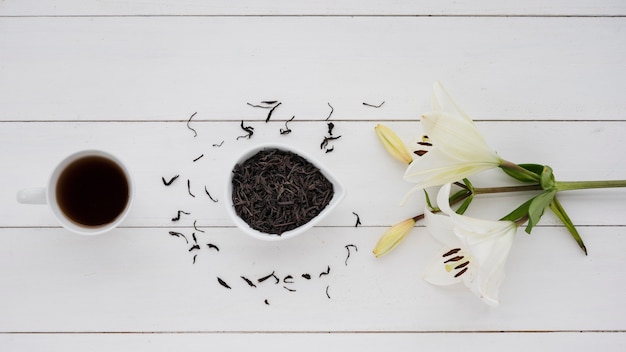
[424,205,458,247]
[404,147,498,192]
[431,81,474,123]
[422,111,499,163]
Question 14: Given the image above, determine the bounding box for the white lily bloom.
[404,82,502,194]
[423,183,517,306]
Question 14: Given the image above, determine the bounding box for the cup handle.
[17,187,47,204]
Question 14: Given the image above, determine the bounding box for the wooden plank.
[1,0,625,16]
[1,17,625,121]
[1,332,625,352]
[3,121,626,227]
[0,227,624,332]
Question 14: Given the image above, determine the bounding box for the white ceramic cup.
[225,143,345,241]
[17,150,134,235]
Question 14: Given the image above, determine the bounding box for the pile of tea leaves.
[231,148,334,235]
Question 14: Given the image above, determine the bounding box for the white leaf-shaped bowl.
[225,143,346,241]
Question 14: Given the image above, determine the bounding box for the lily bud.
[375,124,413,165]
[373,217,417,258]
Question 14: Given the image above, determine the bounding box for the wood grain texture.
[1,332,625,352]
[1,2,625,350]
[3,121,626,227]
[1,17,625,121]
[1,227,625,332]
[1,0,625,16]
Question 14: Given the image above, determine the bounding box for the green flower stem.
[474,184,543,194]
[555,180,626,191]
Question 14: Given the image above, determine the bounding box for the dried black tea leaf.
[217,277,231,289]
[265,102,282,122]
[171,210,190,222]
[162,175,180,186]
[325,103,334,120]
[241,276,257,288]
[187,179,195,197]
[236,121,255,140]
[319,265,330,278]
[193,220,205,233]
[246,101,281,122]
[168,231,188,244]
[320,136,341,150]
[280,115,295,135]
[187,112,198,137]
[258,271,280,284]
[344,244,358,266]
[231,148,334,235]
[352,212,361,227]
[363,101,385,108]
[204,186,219,203]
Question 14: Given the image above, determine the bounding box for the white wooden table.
[1,1,625,350]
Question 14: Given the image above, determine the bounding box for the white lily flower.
[404,82,502,194]
[423,183,517,306]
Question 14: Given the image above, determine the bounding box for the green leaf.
[423,190,434,210]
[519,163,545,177]
[456,193,474,215]
[448,189,469,204]
[525,190,556,234]
[540,165,556,190]
[501,163,543,183]
[462,178,475,193]
[549,196,588,255]
[500,197,534,223]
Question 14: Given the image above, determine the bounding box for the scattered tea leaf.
[352,212,361,227]
[187,179,195,197]
[162,174,180,186]
[204,186,219,202]
[345,244,358,266]
[325,103,334,120]
[236,121,255,140]
[363,101,385,108]
[171,210,190,222]
[319,265,331,278]
[241,276,257,288]
[217,277,231,289]
[187,112,198,137]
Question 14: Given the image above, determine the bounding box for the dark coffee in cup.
[56,155,130,227]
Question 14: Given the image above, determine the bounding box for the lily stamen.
[442,248,461,257]
[454,267,469,278]
[454,261,469,269]
[443,255,464,263]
